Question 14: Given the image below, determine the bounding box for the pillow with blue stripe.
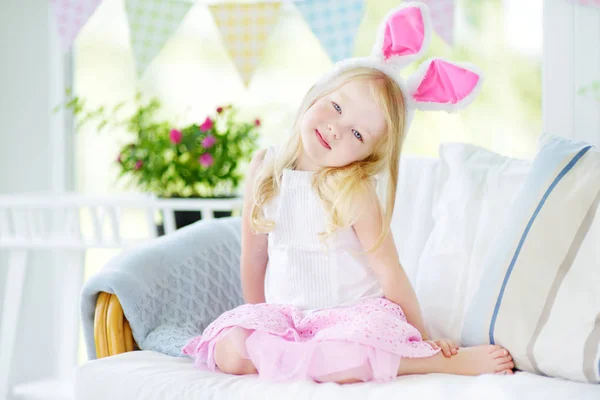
[461,133,600,383]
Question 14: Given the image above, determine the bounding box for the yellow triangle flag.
[210,2,281,86]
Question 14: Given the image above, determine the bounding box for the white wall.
[0,0,74,399]
[543,0,600,146]
[1,2,52,193]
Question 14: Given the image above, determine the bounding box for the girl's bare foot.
[398,345,515,376]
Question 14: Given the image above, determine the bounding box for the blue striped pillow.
[461,134,600,383]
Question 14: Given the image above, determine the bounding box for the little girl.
[183,3,514,383]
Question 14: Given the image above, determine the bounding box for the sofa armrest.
[82,217,243,360]
[94,292,137,358]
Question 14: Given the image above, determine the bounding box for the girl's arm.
[240,149,269,304]
[352,185,430,340]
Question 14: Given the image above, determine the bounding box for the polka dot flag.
[125,0,193,75]
[49,0,103,52]
[209,2,282,87]
[293,0,365,63]
[421,0,456,46]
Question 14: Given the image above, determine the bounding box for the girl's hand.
[425,339,459,357]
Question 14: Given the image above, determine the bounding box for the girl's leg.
[213,327,257,375]
[321,345,514,384]
[216,333,514,380]
[397,345,515,376]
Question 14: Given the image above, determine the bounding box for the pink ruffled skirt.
[182,297,439,382]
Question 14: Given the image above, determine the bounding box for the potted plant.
[60,91,260,231]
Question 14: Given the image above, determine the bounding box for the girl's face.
[297,79,387,171]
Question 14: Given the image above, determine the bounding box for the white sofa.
[75,150,600,400]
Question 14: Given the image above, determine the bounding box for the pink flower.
[216,106,224,114]
[201,135,216,149]
[169,129,182,144]
[135,160,143,170]
[117,153,122,163]
[199,117,213,132]
[254,118,261,127]
[199,153,214,168]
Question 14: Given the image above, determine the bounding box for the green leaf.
[65,94,259,196]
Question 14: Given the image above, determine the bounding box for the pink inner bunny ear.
[412,59,481,105]
[382,6,426,59]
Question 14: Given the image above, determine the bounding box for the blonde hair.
[250,67,407,252]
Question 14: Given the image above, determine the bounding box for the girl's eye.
[332,102,342,113]
[352,129,363,141]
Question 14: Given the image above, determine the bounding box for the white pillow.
[462,134,600,383]
[392,155,440,286]
[416,143,530,344]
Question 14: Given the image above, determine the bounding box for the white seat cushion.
[74,351,600,400]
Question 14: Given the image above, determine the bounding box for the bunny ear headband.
[315,2,483,134]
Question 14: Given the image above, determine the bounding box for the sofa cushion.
[417,143,530,344]
[74,350,600,400]
[462,134,600,383]
[81,217,244,359]
[392,155,440,285]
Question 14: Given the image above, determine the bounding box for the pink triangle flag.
[566,0,600,7]
[421,0,456,46]
[49,0,104,52]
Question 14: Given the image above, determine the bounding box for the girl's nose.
[328,124,340,140]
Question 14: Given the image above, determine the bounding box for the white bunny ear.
[371,2,432,70]
[407,58,484,113]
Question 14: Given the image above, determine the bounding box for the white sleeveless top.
[262,149,383,311]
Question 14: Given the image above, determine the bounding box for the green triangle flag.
[125,0,193,75]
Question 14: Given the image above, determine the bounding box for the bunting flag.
[421,0,456,46]
[125,0,193,75]
[293,0,365,63]
[48,0,461,78]
[567,0,600,7]
[209,3,281,86]
[49,0,104,51]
